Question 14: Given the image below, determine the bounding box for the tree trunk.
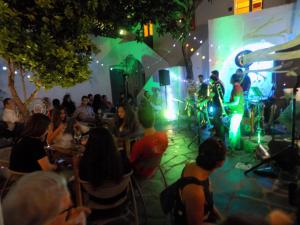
[19,67,27,100]
[7,58,30,118]
[181,40,194,80]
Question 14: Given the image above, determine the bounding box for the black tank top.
[173,177,215,225]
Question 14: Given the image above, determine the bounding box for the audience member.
[173,137,226,225]
[114,104,138,137]
[79,127,131,186]
[73,96,95,123]
[130,106,168,178]
[62,94,76,117]
[48,98,61,119]
[102,94,113,112]
[2,171,90,225]
[92,94,102,115]
[87,93,93,106]
[9,113,57,172]
[47,107,74,147]
[2,98,23,131]
[42,97,51,115]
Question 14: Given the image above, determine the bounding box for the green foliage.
[0,0,97,89]
[92,0,201,42]
[0,0,201,89]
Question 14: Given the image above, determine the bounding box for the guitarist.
[209,70,225,141]
[196,74,210,128]
[224,74,244,151]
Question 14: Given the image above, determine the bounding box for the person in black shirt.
[209,70,225,141]
[9,113,57,173]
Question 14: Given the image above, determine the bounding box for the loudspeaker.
[159,70,170,86]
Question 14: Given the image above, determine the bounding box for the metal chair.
[75,169,140,225]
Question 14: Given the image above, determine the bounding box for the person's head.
[2,171,71,225]
[93,94,101,104]
[51,107,66,129]
[236,68,243,76]
[81,127,123,186]
[22,113,50,139]
[196,137,226,171]
[116,104,136,129]
[117,105,126,119]
[42,97,50,109]
[62,94,72,103]
[230,73,241,84]
[210,70,219,83]
[198,74,204,83]
[138,106,154,129]
[52,99,60,109]
[81,96,89,106]
[3,98,15,110]
[88,94,93,102]
[102,95,107,101]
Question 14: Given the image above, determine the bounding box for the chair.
[76,170,140,225]
[0,169,27,199]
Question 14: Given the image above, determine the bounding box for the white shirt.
[2,108,20,130]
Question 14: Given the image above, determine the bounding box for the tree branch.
[25,88,39,105]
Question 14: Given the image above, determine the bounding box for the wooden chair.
[73,155,140,225]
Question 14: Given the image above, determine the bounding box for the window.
[234,0,263,15]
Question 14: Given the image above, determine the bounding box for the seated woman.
[174,137,226,225]
[47,107,74,147]
[114,104,139,138]
[9,113,57,172]
[79,128,131,218]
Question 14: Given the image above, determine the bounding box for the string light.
[193,37,197,40]
[190,48,194,52]
[196,52,199,56]
[186,43,189,47]
[210,44,214,48]
[209,59,212,62]
[14,71,18,74]
[101,63,104,67]
[200,40,203,44]
[27,75,31,78]
[173,43,176,47]
[96,60,99,64]
[202,56,206,60]
[2,66,7,71]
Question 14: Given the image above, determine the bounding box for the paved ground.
[0,121,297,225]
[139,122,297,225]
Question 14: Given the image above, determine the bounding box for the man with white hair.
[2,171,90,225]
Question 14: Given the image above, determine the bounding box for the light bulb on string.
[2,66,7,71]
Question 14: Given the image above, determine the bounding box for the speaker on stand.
[159,69,170,109]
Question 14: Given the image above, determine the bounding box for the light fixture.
[2,66,7,71]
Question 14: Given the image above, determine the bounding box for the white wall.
[208,3,297,100]
[0,37,170,106]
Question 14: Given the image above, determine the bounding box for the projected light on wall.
[220,42,274,101]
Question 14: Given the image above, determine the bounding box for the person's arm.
[182,185,205,225]
[224,95,241,107]
[130,141,142,164]
[47,123,65,145]
[38,156,57,171]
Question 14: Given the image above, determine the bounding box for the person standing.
[73,96,95,123]
[2,98,23,133]
[209,70,225,141]
[196,74,210,128]
[224,74,244,151]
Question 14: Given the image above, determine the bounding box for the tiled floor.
[139,123,297,225]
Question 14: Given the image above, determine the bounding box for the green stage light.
[164,108,176,121]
